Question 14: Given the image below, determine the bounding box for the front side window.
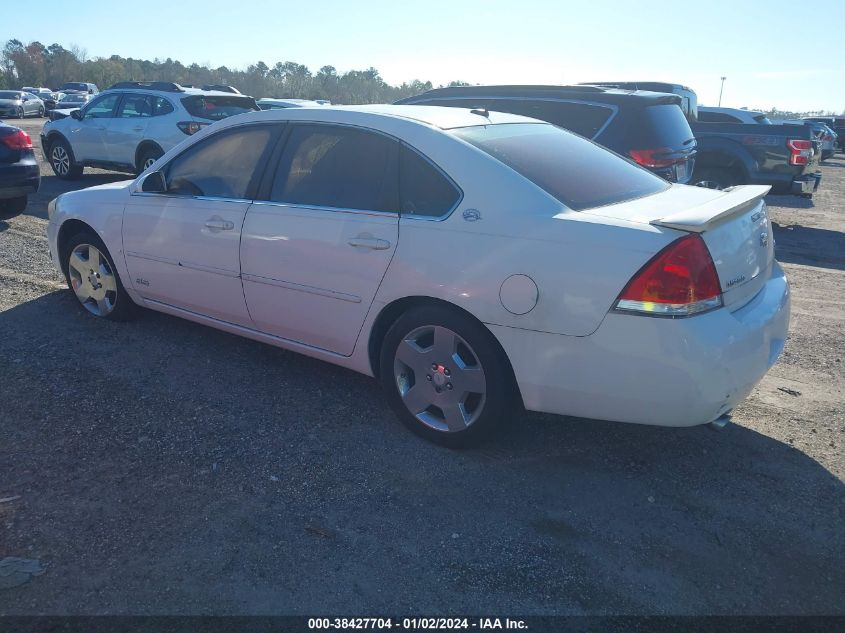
[83,94,120,119]
[117,94,152,118]
[399,146,460,217]
[452,123,667,211]
[269,124,398,212]
[164,125,276,199]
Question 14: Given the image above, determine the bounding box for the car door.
[69,93,121,162]
[105,93,152,167]
[21,93,37,116]
[123,123,282,326]
[240,123,400,356]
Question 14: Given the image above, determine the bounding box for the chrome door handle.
[348,237,391,250]
[205,218,235,232]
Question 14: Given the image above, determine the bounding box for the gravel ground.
[0,118,843,615]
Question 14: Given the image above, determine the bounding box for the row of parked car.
[0,78,837,220]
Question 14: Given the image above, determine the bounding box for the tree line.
[0,39,471,103]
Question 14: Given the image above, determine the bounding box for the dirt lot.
[0,118,843,615]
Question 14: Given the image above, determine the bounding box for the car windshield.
[452,123,668,211]
[62,83,87,91]
[60,95,83,102]
[181,95,258,121]
[0,91,21,99]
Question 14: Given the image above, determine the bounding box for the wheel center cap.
[433,367,447,388]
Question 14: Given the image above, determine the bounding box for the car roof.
[214,104,538,131]
[699,106,766,116]
[396,84,682,106]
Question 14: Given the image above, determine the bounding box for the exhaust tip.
[709,413,732,431]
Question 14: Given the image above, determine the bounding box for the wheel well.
[367,296,523,406]
[56,219,96,275]
[134,141,164,170]
[44,132,70,156]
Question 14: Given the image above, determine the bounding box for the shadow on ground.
[1,292,843,615]
[773,221,845,271]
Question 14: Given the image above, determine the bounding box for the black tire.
[0,196,27,217]
[17,107,25,119]
[48,137,83,180]
[136,145,164,175]
[62,230,137,321]
[693,167,740,190]
[379,304,516,447]
[38,106,45,118]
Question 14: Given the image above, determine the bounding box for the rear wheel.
[63,231,136,321]
[38,105,45,117]
[136,146,163,175]
[693,167,740,190]
[17,107,25,119]
[0,196,27,217]
[379,304,516,447]
[49,138,83,180]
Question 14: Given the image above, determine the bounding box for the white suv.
[40,82,259,179]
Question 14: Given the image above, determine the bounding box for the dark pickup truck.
[690,121,822,195]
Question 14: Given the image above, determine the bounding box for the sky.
[9,0,845,112]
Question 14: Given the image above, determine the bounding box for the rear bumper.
[791,172,821,194]
[0,162,40,198]
[489,261,790,427]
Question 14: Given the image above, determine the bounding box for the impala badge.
[726,275,746,288]
[462,209,481,222]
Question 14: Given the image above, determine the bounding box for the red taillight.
[0,130,33,150]
[628,147,681,168]
[615,234,723,317]
[177,121,210,135]
[787,139,812,166]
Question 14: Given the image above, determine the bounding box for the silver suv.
[40,82,259,179]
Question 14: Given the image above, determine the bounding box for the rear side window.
[269,124,398,212]
[399,146,460,217]
[165,125,275,199]
[752,115,772,125]
[452,123,667,211]
[152,97,174,116]
[181,95,258,121]
[117,94,151,118]
[643,105,695,146]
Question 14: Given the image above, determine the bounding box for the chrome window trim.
[249,200,397,219]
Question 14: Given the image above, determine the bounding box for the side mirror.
[70,109,82,120]
[88,89,94,94]
[141,170,166,193]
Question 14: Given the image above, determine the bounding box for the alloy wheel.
[52,145,70,176]
[67,244,118,316]
[393,325,487,433]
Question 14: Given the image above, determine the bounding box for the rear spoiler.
[650,185,770,233]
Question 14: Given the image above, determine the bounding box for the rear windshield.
[644,104,695,146]
[452,123,668,211]
[0,91,20,99]
[181,95,258,121]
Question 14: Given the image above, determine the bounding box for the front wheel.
[379,305,516,447]
[49,139,83,180]
[63,231,136,321]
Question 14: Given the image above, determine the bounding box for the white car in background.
[698,107,773,125]
[40,81,259,179]
[45,105,790,446]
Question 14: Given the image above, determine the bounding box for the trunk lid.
[582,184,774,310]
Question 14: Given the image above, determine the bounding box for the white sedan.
[46,105,790,446]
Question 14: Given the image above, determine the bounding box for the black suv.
[396,85,697,184]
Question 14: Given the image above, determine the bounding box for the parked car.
[257,98,326,110]
[396,85,697,184]
[59,82,99,95]
[699,107,773,125]
[0,90,45,118]
[41,81,260,179]
[28,88,59,114]
[690,117,821,194]
[46,105,789,446]
[50,92,91,120]
[0,121,39,217]
[804,116,845,151]
[201,84,241,94]
[580,81,698,120]
[776,119,836,161]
